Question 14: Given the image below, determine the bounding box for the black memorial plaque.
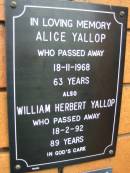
[5,0,128,172]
